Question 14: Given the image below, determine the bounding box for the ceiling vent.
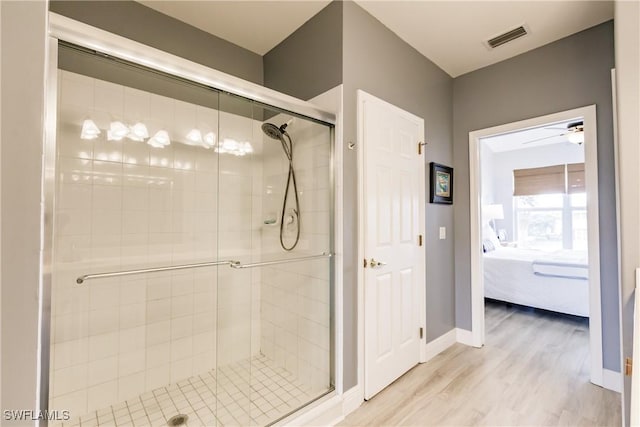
[486,25,528,49]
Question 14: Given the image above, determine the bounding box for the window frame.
[514,192,587,251]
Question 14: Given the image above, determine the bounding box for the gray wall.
[263,1,456,391]
[1,0,48,419]
[264,1,343,101]
[453,21,620,371]
[50,0,264,85]
[342,1,455,389]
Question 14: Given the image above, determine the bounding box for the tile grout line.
[68,355,323,427]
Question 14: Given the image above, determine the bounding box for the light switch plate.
[439,227,446,239]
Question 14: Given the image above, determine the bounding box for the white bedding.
[483,247,589,317]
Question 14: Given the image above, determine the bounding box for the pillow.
[482,238,496,253]
[482,223,501,248]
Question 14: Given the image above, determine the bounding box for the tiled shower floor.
[59,355,319,427]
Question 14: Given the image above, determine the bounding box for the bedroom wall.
[453,21,620,372]
[485,143,584,240]
[480,143,496,205]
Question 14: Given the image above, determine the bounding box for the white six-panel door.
[359,91,425,400]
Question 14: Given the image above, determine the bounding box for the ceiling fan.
[522,121,585,145]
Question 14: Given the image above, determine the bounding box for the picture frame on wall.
[430,162,453,204]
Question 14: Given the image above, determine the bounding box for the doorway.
[468,106,605,387]
[356,91,426,400]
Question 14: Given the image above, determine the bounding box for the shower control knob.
[369,258,387,268]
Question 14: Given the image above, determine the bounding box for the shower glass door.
[249,101,334,423]
[48,43,333,427]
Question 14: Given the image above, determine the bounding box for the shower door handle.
[369,258,387,268]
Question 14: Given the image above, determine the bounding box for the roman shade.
[513,165,566,196]
[513,163,587,196]
[567,163,586,193]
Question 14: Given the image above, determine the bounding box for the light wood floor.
[340,300,621,426]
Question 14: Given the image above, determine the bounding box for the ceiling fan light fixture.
[566,121,584,145]
[567,131,584,145]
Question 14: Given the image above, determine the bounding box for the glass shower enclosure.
[47,41,334,426]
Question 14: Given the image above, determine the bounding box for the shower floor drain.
[167,414,189,426]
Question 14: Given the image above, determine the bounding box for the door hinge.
[418,234,423,246]
[418,141,427,155]
[625,357,632,376]
[419,327,424,339]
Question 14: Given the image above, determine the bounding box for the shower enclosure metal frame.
[40,12,338,424]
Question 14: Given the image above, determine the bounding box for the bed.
[483,244,589,317]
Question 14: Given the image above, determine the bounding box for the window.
[515,194,563,251]
[514,193,587,252]
[512,163,587,252]
[570,193,588,250]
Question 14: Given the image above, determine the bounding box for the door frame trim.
[356,90,427,400]
[467,105,606,388]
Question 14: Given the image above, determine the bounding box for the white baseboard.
[456,328,474,346]
[602,368,623,393]
[424,329,457,362]
[281,386,363,427]
[342,385,363,417]
[282,392,343,426]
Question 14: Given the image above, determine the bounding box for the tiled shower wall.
[50,71,262,417]
[259,117,332,392]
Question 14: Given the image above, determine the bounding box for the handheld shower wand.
[261,119,301,251]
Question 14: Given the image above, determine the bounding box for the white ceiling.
[138,0,332,55]
[482,119,582,153]
[137,0,613,77]
[355,1,614,77]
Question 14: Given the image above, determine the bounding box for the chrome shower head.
[262,118,294,141]
[261,123,283,140]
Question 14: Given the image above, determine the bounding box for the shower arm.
[75,253,332,284]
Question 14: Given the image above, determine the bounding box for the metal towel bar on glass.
[75,260,237,284]
[75,253,332,284]
[228,252,332,269]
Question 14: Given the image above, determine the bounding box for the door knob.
[369,258,387,268]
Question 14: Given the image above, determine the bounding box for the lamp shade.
[80,119,100,140]
[185,129,203,145]
[483,204,504,220]
[128,122,149,141]
[107,121,129,141]
[148,130,171,148]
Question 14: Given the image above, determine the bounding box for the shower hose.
[279,131,300,251]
